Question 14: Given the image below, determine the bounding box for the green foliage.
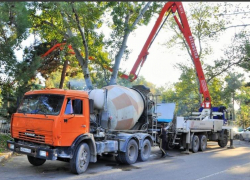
[235,85,250,128]
[1,48,43,117]
[208,77,225,106]
[0,2,32,74]
[89,51,113,88]
[0,134,13,153]
[45,69,86,90]
[171,65,200,116]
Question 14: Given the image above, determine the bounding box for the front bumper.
[7,140,58,160]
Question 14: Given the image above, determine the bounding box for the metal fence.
[0,119,10,135]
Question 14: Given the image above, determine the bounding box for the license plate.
[20,147,31,153]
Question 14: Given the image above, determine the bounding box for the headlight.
[8,144,14,150]
[39,150,47,157]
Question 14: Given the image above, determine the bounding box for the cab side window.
[65,98,83,115]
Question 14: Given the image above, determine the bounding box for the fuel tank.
[89,85,145,130]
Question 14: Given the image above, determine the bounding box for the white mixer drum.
[88,89,105,109]
[105,85,144,130]
[89,85,145,130]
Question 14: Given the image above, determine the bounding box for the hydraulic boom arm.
[125,1,211,109]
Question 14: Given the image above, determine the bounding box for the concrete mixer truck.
[7,85,157,174]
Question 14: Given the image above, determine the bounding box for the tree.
[223,72,244,122]
[30,2,108,89]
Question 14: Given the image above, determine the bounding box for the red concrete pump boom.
[124,1,211,109]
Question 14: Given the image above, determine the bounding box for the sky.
[14,2,250,88]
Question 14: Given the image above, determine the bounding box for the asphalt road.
[1,140,250,180]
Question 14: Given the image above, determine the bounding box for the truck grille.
[18,131,45,143]
[13,128,53,145]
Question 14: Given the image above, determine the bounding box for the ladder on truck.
[151,116,158,146]
[148,93,160,146]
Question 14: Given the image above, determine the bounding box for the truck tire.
[70,142,90,174]
[218,134,228,148]
[120,139,138,164]
[166,142,175,150]
[192,135,199,153]
[138,139,151,162]
[27,156,46,166]
[199,135,207,151]
[166,137,175,150]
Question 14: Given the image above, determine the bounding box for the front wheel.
[70,142,90,174]
[138,139,151,162]
[27,156,46,166]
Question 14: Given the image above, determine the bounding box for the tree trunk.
[109,15,130,85]
[66,28,93,90]
[71,3,93,90]
[59,60,68,89]
[61,9,93,90]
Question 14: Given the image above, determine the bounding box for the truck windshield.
[17,94,65,115]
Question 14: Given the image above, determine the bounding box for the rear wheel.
[166,137,175,150]
[138,139,151,162]
[120,139,138,164]
[192,135,199,153]
[70,142,90,174]
[218,134,228,148]
[27,156,46,166]
[199,135,207,151]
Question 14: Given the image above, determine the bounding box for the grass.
[0,134,13,153]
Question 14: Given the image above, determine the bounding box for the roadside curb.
[0,151,13,163]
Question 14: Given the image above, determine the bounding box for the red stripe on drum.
[111,93,139,113]
[116,118,133,130]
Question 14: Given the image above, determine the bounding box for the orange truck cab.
[7,86,154,174]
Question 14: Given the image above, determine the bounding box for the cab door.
[60,97,88,146]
